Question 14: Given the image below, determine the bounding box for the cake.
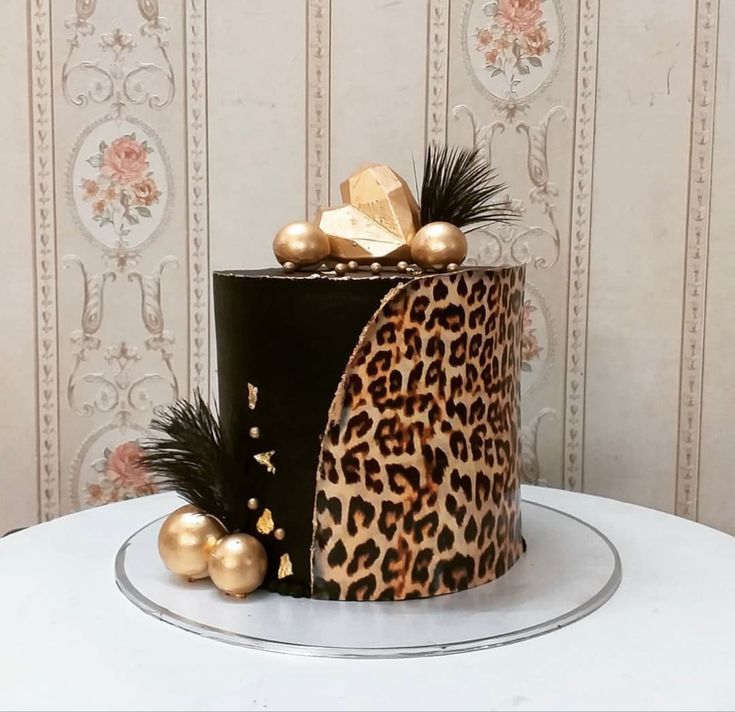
[147,145,526,602]
[213,264,525,600]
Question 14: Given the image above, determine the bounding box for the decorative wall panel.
[26,0,209,519]
[3,0,735,535]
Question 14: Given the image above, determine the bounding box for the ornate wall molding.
[185,0,210,398]
[676,0,720,519]
[425,0,450,148]
[306,0,331,218]
[563,0,600,492]
[30,0,60,520]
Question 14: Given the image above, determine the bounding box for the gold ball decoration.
[410,222,467,270]
[158,505,226,581]
[248,426,260,439]
[347,260,359,272]
[282,261,296,273]
[273,222,330,268]
[370,262,382,274]
[247,497,259,510]
[447,262,459,272]
[274,528,286,541]
[208,533,268,598]
[334,262,349,276]
[396,261,409,273]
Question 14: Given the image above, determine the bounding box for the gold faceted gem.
[340,164,420,242]
[256,508,275,535]
[316,205,411,265]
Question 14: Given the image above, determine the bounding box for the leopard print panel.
[311,267,525,601]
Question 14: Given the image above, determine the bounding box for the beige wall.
[2,0,733,534]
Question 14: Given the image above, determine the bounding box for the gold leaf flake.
[247,383,258,410]
[278,553,293,579]
[254,450,276,474]
[256,508,274,535]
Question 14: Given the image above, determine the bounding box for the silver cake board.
[115,500,621,659]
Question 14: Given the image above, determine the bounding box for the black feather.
[419,143,517,231]
[139,392,250,532]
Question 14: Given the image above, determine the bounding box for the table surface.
[2,486,735,712]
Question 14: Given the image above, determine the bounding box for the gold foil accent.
[278,553,293,579]
[340,164,420,242]
[247,383,258,410]
[256,508,274,535]
[254,450,276,474]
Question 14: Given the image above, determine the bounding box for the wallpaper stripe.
[186,0,211,399]
[425,0,450,150]
[29,0,60,520]
[563,0,600,492]
[306,0,331,218]
[676,0,720,519]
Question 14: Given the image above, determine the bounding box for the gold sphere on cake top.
[208,533,268,598]
[158,505,226,581]
[410,222,468,270]
[273,221,330,268]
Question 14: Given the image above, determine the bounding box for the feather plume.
[419,143,517,231]
[139,392,250,532]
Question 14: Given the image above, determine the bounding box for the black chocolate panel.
[213,269,411,595]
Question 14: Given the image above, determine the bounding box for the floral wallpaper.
[80,134,162,240]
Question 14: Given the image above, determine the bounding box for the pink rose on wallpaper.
[79,132,161,240]
[84,440,159,508]
[101,135,149,185]
[523,25,551,56]
[132,177,161,206]
[496,0,542,35]
[105,442,151,491]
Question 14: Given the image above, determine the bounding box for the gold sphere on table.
[158,505,226,581]
[273,222,330,268]
[410,222,467,270]
[208,533,268,598]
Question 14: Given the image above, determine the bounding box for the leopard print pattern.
[311,267,525,600]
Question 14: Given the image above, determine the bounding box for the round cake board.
[115,500,621,659]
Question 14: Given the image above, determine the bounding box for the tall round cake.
[213,265,525,601]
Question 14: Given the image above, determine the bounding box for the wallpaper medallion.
[67,116,173,262]
[462,0,565,120]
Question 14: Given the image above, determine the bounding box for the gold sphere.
[273,222,330,268]
[370,262,382,274]
[396,261,409,273]
[247,497,259,510]
[410,222,467,270]
[158,505,226,580]
[274,528,286,541]
[447,262,459,272]
[248,426,260,439]
[282,261,296,273]
[334,262,349,276]
[347,260,359,272]
[208,533,268,598]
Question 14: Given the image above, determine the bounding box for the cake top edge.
[213,265,523,281]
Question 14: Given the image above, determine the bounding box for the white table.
[2,486,734,711]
